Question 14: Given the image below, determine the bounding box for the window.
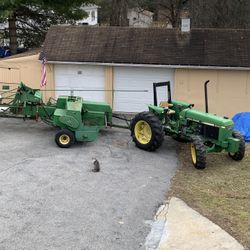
[91,11,95,21]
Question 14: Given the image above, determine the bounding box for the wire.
[39,89,149,93]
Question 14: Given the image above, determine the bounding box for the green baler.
[130,81,245,169]
[0,82,113,148]
[52,96,112,147]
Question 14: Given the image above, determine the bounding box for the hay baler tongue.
[0,82,113,148]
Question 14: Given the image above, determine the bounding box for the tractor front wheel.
[228,131,245,161]
[55,129,75,148]
[130,112,164,151]
[190,136,206,169]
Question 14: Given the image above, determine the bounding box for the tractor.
[130,81,245,169]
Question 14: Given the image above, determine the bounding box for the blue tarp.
[232,112,250,143]
[0,47,5,58]
[0,47,11,58]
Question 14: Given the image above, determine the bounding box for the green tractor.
[130,81,245,169]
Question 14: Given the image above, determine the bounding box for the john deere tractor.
[130,81,245,169]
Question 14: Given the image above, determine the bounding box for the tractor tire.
[228,131,245,161]
[190,136,206,169]
[55,129,75,148]
[130,111,164,152]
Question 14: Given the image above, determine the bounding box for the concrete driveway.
[0,118,177,250]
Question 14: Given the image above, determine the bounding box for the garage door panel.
[55,64,105,77]
[114,67,174,112]
[55,64,105,102]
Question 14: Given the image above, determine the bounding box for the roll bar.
[153,81,172,106]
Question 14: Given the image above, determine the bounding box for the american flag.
[40,56,47,88]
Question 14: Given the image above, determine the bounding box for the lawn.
[169,143,250,249]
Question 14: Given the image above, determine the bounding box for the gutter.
[47,61,250,71]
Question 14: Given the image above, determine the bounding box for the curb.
[145,197,245,250]
[145,202,169,250]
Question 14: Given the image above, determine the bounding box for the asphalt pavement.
[0,118,178,250]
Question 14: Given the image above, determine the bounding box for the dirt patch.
[169,143,250,249]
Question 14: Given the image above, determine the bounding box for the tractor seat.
[160,101,173,108]
[160,101,176,115]
[167,109,176,115]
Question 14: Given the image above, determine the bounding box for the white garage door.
[113,67,174,112]
[54,64,105,102]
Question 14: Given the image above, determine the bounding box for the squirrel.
[92,158,100,172]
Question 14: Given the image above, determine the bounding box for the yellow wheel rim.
[191,143,197,164]
[59,134,70,145]
[134,120,152,145]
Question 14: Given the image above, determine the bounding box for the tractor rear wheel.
[55,129,75,148]
[130,111,164,151]
[228,131,245,161]
[190,136,206,169]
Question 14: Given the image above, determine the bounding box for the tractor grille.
[200,124,219,140]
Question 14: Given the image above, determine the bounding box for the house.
[0,49,54,102]
[39,26,250,117]
[76,4,99,26]
[127,8,154,27]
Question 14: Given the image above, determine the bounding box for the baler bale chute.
[130,81,245,169]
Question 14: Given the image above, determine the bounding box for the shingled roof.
[41,26,250,68]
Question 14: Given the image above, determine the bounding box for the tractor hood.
[181,109,234,127]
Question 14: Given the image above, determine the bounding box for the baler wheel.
[190,136,206,169]
[130,111,164,151]
[228,131,245,161]
[55,129,75,148]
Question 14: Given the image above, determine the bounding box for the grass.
[169,143,250,249]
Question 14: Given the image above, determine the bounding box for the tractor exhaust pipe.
[204,80,210,113]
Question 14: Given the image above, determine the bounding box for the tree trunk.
[110,0,128,26]
[110,0,119,26]
[120,0,128,26]
[9,13,17,55]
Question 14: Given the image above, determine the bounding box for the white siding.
[113,66,174,112]
[54,64,105,102]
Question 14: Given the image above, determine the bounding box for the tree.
[94,0,112,24]
[0,0,93,54]
[156,0,189,27]
[96,0,157,24]
[190,0,250,29]
[110,0,129,26]
[151,0,250,29]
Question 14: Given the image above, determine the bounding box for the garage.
[42,26,250,117]
[54,64,106,102]
[113,66,175,112]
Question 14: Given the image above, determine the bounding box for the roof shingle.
[41,26,250,68]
